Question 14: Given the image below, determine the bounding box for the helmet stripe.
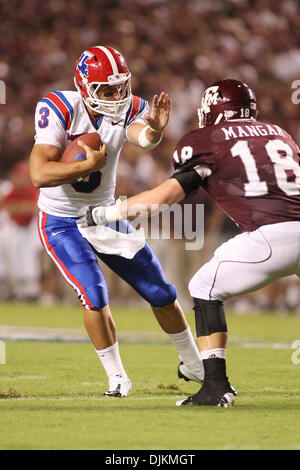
[94,46,119,75]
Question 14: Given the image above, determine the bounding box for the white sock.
[201,348,226,360]
[168,327,203,371]
[95,341,128,378]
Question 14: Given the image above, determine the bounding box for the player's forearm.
[119,178,185,220]
[127,123,163,149]
[30,160,96,188]
[83,178,185,227]
[87,168,203,227]
[30,144,99,188]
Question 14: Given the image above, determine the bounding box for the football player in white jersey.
[29,45,203,397]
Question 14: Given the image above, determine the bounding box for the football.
[61,132,101,162]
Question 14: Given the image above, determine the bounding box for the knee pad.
[193,297,227,337]
[147,283,177,307]
[82,283,108,310]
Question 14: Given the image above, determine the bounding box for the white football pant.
[189,221,300,301]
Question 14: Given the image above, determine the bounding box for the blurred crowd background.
[1,0,300,311]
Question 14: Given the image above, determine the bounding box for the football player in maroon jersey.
[80,79,300,407]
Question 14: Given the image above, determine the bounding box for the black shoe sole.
[177,362,190,382]
[176,392,235,407]
[104,391,124,397]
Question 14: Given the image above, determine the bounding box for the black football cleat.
[177,360,237,396]
[176,380,235,407]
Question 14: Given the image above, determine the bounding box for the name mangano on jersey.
[34,90,149,217]
[174,120,300,232]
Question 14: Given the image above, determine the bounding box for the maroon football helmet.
[198,79,257,128]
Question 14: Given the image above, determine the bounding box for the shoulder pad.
[124,95,148,127]
[39,91,74,130]
[172,128,212,169]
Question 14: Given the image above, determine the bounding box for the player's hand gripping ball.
[61,132,101,162]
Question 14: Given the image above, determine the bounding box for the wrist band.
[104,200,124,222]
[138,125,162,150]
[148,125,161,133]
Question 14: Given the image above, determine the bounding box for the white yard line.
[0,325,295,349]
[0,375,49,380]
[0,325,168,343]
[0,395,176,401]
[230,341,292,349]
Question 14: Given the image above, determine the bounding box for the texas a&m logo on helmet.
[198,79,257,128]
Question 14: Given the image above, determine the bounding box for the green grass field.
[0,301,299,450]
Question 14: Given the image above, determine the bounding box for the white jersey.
[34,90,149,217]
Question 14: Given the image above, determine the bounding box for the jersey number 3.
[231,139,300,196]
[71,172,102,193]
[38,107,49,128]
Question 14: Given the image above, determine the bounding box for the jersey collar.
[88,112,104,130]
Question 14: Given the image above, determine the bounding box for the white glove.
[77,199,123,228]
[77,205,107,228]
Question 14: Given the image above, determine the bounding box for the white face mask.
[75,73,132,118]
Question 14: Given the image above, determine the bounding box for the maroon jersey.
[173,120,300,231]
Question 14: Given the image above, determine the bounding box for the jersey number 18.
[231,139,300,196]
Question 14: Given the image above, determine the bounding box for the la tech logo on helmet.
[77,51,94,78]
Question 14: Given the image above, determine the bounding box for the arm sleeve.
[170,168,203,197]
[34,101,66,148]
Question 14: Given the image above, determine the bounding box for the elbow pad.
[170,168,203,197]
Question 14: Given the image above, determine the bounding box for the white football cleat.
[104,374,132,397]
[177,360,204,384]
